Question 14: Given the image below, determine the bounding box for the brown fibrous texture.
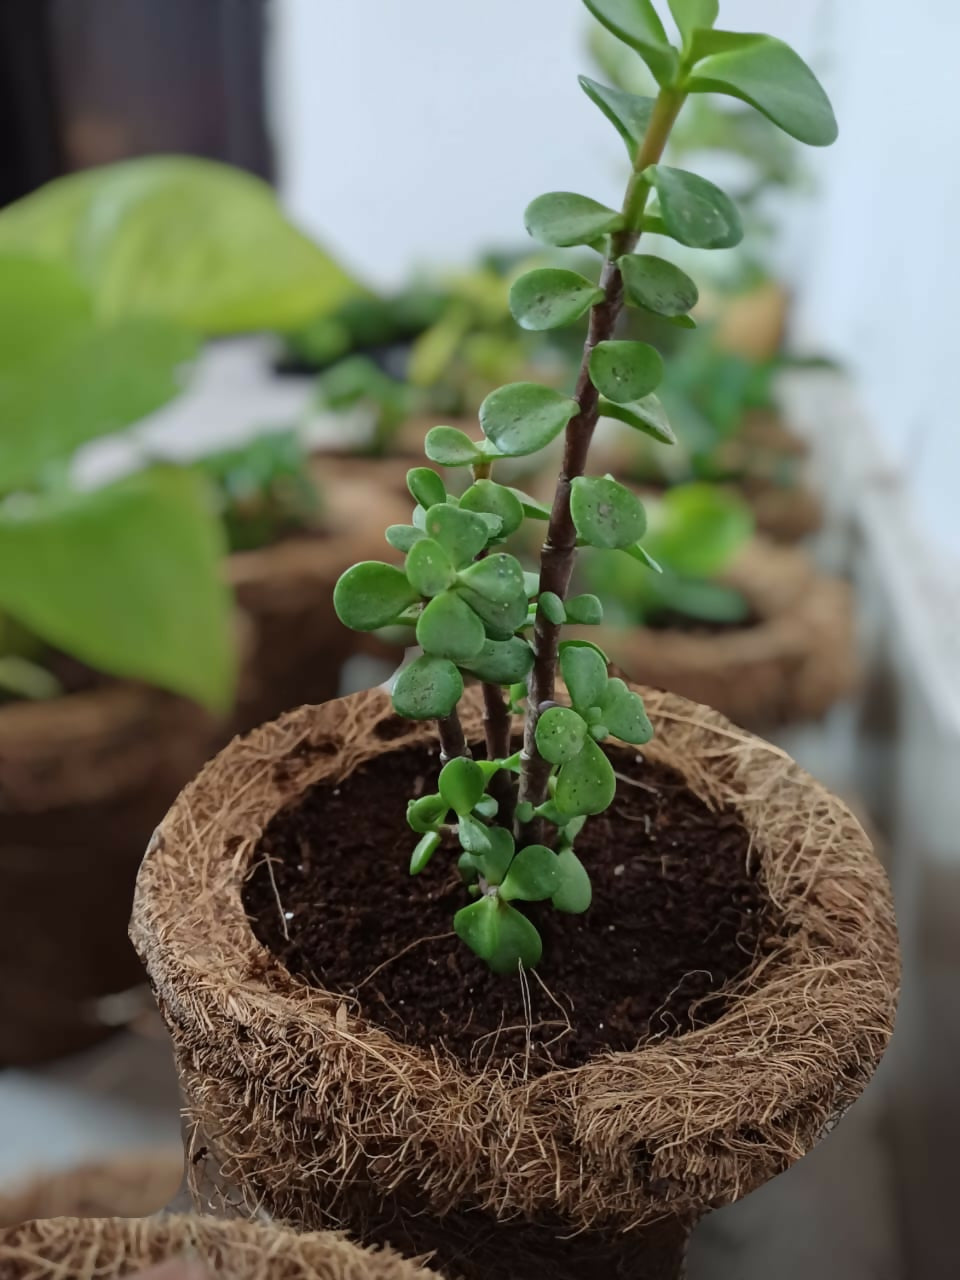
[0,1152,186,1229]
[0,1215,439,1280]
[131,685,899,1236]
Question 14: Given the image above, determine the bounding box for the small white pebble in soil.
[284,911,294,921]
[608,924,616,932]
[332,788,341,797]
[614,864,625,877]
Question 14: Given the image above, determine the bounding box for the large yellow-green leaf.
[0,157,362,334]
[0,255,198,492]
[0,468,236,710]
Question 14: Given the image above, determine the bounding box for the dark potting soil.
[244,744,770,1074]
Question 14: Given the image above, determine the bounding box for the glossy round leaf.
[407,793,449,835]
[477,825,516,885]
[571,476,647,550]
[539,591,566,626]
[462,636,534,685]
[510,487,552,521]
[555,737,617,819]
[581,0,676,86]
[500,845,561,903]
[560,645,609,711]
[566,594,603,625]
[474,795,499,821]
[600,678,654,745]
[589,340,663,405]
[406,467,445,510]
[457,553,526,606]
[524,192,624,249]
[457,586,528,641]
[410,831,441,876]
[454,897,542,974]
[439,757,486,816]
[509,268,604,331]
[417,591,486,662]
[619,253,699,318]
[459,480,524,538]
[424,425,483,467]
[600,393,676,445]
[646,166,742,250]
[536,706,588,765]
[392,655,463,720]
[424,503,491,567]
[386,524,425,553]
[334,562,419,632]
[479,382,579,458]
[405,537,455,598]
[578,76,656,157]
[686,32,838,147]
[552,849,593,914]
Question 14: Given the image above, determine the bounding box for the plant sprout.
[335,0,836,974]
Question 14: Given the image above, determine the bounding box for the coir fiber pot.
[228,461,410,734]
[597,539,856,731]
[131,684,898,1280]
[0,1215,439,1280]
[0,684,216,1066]
[0,1150,185,1228]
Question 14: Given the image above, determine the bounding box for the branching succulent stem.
[519,88,686,826]
[437,711,469,762]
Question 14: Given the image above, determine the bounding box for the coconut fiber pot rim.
[132,684,898,1232]
[600,540,856,728]
[0,1215,439,1280]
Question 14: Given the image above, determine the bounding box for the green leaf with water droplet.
[571,476,647,550]
[600,677,654,745]
[646,166,742,250]
[536,706,588,765]
[589,340,663,404]
[619,253,699,318]
[479,382,578,458]
[457,553,526,606]
[600,393,676,445]
[392,655,463,720]
[424,503,491,567]
[524,192,624,248]
[459,480,524,538]
[405,537,455,597]
[417,590,486,662]
[509,268,603,331]
[560,645,609,711]
[555,737,616,818]
[461,636,534,685]
[406,467,445,509]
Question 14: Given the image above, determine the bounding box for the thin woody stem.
[437,711,469,761]
[519,87,686,818]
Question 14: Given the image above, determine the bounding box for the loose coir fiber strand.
[131,685,899,1236]
[598,540,857,729]
[0,1215,440,1280]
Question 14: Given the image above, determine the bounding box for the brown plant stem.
[519,88,686,819]
[481,681,516,827]
[437,711,469,761]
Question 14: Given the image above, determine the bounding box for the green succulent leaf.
[405,537,456,598]
[458,813,492,855]
[646,165,743,249]
[581,0,677,85]
[539,592,566,626]
[417,591,486,662]
[524,192,624,248]
[334,562,419,631]
[647,483,753,577]
[410,831,442,876]
[669,0,719,41]
[479,382,579,458]
[392,655,463,720]
[500,845,561,903]
[477,825,516,885]
[571,476,647,550]
[565,594,604,625]
[552,848,593,914]
[424,425,484,467]
[406,467,445,510]
[560,645,609,710]
[474,795,499,820]
[386,524,426,553]
[0,468,234,711]
[589,340,664,404]
[407,793,449,835]
[556,737,616,819]
[424,503,491,567]
[457,587,528,641]
[461,636,534,685]
[509,268,604,331]
[625,543,664,573]
[600,678,654,745]
[439,757,487,816]
[509,488,552,521]
[600,393,676,445]
[685,32,838,147]
[459,480,524,538]
[619,253,699,318]
[536,706,588,765]
[454,897,543,974]
[457,554,526,606]
[578,77,656,157]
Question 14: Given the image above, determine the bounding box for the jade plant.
[334,0,836,973]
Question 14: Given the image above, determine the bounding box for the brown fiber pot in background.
[0,1215,439,1280]
[0,1150,185,1228]
[131,686,898,1280]
[0,685,216,1066]
[598,539,857,730]
[228,457,411,734]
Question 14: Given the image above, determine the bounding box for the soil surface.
[244,744,771,1074]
